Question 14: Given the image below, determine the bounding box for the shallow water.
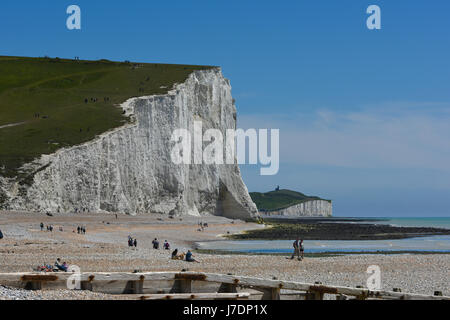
[197,217,450,254]
[363,217,450,229]
[197,235,450,254]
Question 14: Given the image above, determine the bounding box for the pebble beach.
[0,211,448,299]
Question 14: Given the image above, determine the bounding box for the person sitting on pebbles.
[185,250,200,263]
[54,258,68,272]
[171,248,185,260]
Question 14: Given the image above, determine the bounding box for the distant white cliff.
[0,68,258,219]
[261,200,332,217]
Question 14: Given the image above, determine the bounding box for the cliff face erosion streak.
[0,68,258,219]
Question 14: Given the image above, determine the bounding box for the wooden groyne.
[0,271,448,300]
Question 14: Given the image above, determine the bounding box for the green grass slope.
[0,56,213,178]
[249,189,331,212]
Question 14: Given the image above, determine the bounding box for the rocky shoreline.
[228,217,450,240]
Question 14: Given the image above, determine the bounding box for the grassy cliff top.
[249,189,331,212]
[0,56,213,178]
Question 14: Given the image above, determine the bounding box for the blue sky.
[1,1,450,216]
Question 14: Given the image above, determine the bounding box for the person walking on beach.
[152,238,159,249]
[40,222,44,231]
[163,240,170,250]
[291,238,301,260]
[133,239,137,248]
[299,239,304,260]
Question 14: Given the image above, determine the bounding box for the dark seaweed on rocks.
[228,218,450,241]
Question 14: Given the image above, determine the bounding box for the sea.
[196,217,450,254]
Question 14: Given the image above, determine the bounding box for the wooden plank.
[192,280,221,293]
[279,292,308,300]
[138,292,250,300]
[141,280,179,294]
[201,273,450,300]
[0,272,448,300]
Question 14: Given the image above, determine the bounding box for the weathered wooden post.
[21,274,58,291]
[218,283,238,293]
[124,277,144,294]
[80,281,93,291]
[355,285,367,300]
[24,281,42,290]
[305,291,323,300]
[171,271,204,293]
[177,279,192,293]
[260,276,281,300]
[261,288,281,300]
[218,273,238,293]
[306,283,325,300]
[80,274,95,291]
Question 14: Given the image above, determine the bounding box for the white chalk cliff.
[0,68,259,219]
[262,200,332,217]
